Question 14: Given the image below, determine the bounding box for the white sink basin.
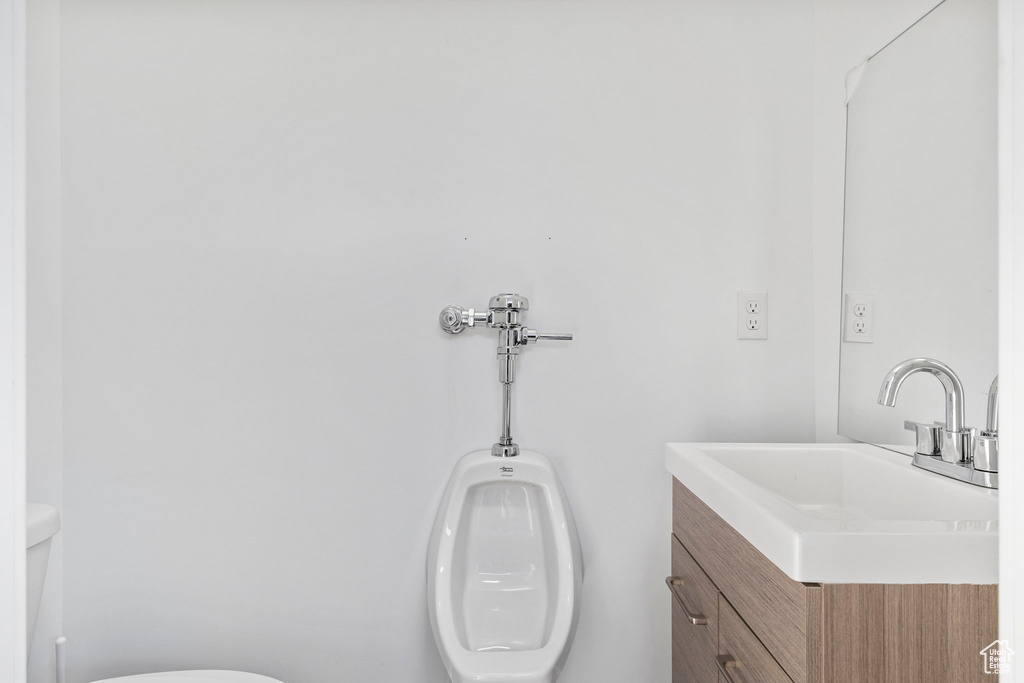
[665,443,998,584]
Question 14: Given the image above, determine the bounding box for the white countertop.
[665,442,998,584]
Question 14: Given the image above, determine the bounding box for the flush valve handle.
[439,305,491,334]
[522,329,574,343]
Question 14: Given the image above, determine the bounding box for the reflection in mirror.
[837,0,997,455]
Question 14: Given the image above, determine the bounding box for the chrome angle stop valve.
[439,293,572,457]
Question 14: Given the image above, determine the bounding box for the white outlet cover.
[843,293,875,343]
[737,291,767,340]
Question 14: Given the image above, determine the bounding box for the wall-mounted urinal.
[428,450,582,683]
[428,295,583,683]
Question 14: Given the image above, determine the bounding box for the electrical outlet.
[843,293,875,343]
[737,291,767,340]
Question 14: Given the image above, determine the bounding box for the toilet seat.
[90,671,283,683]
[427,450,583,683]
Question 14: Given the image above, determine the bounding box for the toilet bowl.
[91,672,282,683]
[427,450,583,683]
[27,503,61,656]
[28,506,281,683]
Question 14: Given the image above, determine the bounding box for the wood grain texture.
[671,534,720,636]
[672,598,719,682]
[673,478,815,683]
[670,534,719,682]
[884,585,945,683]
[882,584,997,683]
[719,595,794,683]
[947,585,999,682]
[804,584,823,683]
[823,584,885,683]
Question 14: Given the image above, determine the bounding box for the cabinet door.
[718,596,793,683]
[670,535,719,682]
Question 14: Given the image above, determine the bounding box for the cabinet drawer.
[718,596,793,683]
[673,478,817,682]
[669,534,718,682]
[670,534,718,633]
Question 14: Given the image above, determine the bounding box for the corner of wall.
[26,0,62,680]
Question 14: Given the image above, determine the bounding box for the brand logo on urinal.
[499,466,514,477]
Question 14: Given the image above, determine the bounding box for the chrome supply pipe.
[499,383,513,449]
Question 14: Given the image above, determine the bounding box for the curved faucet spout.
[877,358,966,433]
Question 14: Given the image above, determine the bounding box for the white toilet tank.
[27,503,61,654]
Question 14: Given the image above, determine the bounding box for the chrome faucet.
[877,358,997,489]
[439,294,572,457]
[877,358,969,462]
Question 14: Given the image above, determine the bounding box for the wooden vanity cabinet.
[669,478,998,683]
[669,536,718,682]
[718,596,793,683]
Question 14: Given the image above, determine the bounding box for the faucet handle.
[521,329,573,344]
[974,432,999,473]
[904,420,943,457]
[986,375,999,435]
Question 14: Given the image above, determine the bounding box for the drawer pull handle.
[664,576,708,625]
[715,655,739,683]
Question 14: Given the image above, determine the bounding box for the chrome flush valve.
[439,293,573,457]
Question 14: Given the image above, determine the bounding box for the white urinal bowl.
[90,671,283,683]
[427,450,583,683]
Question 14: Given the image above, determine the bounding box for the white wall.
[59,1,816,682]
[811,0,945,442]
[0,0,28,678]
[26,0,63,680]
[999,0,1023,673]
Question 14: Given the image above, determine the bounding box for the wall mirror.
[838,0,997,454]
